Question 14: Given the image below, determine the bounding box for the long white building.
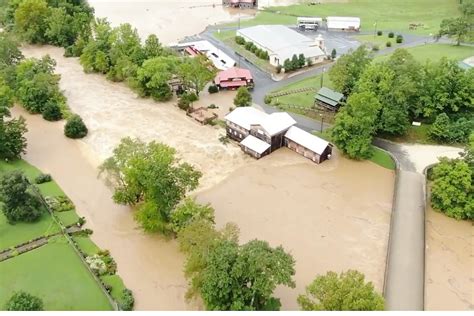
[236,25,326,68]
[326,16,361,31]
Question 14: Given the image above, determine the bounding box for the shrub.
[64,114,88,139]
[208,104,218,109]
[396,35,403,43]
[276,65,282,73]
[169,197,215,234]
[42,102,63,121]
[235,36,246,45]
[372,45,380,51]
[377,30,383,36]
[46,196,74,212]
[388,32,394,38]
[386,41,392,47]
[331,48,337,60]
[120,289,134,311]
[187,92,198,102]
[5,292,44,311]
[86,254,107,275]
[208,85,219,94]
[244,42,253,51]
[264,95,273,104]
[34,173,52,184]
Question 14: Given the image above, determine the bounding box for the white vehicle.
[297,17,323,31]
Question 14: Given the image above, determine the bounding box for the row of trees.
[283,53,307,72]
[235,36,270,61]
[329,46,473,159]
[429,137,473,220]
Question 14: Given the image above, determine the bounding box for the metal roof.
[240,135,271,154]
[236,25,325,61]
[284,126,330,155]
[224,107,269,130]
[316,87,344,105]
[259,112,297,136]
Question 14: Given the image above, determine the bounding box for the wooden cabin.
[315,87,345,111]
[284,126,332,164]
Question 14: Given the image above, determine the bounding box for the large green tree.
[430,157,473,220]
[177,55,215,95]
[298,270,384,311]
[99,137,201,234]
[80,18,113,73]
[0,171,43,223]
[328,45,372,96]
[437,17,471,45]
[233,86,252,107]
[14,0,49,43]
[330,92,381,159]
[169,197,215,234]
[136,56,177,101]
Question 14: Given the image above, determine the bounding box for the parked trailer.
[326,16,361,31]
[297,17,323,31]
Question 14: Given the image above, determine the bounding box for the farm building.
[326,17,361,31]
[223,0,257,9]
[225,107,332,163]
[297,17,323,31]
[214,67,254,90]
[315,87,345,111]
[285,126,332,163]
[174,40,236,70]
[236,25,326,67]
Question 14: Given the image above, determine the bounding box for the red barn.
[214,67,254,90]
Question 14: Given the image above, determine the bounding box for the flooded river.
[196,148,394,309]
[425,205,473,310]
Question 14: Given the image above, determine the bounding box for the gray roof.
[315,87,344,106]
[236,25,325,61]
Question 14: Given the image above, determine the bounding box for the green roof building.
[315,87,344,111]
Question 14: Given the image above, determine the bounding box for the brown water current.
[425,206,473,310]
[196,148,394,310]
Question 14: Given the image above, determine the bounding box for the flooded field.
[196,148,395,310]
[425,205,473,310]
[21,45,248,191]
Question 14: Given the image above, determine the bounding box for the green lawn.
[101,275,126,307]
[56,210,80,227]
[355,34,403,49]
[375,43,474,63]
[73,236,100,257]
[227,0,460,35]
[0,236,112,311]
[0,212,60,251]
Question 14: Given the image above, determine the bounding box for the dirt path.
[425,206,473,310]
[196,148,394,310]
[21,45,249,192]
[12,107,191,310]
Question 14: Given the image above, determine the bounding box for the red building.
[214,67,254,90]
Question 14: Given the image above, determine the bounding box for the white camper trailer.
[326,16,361,31]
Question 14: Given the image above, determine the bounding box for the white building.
[236,25,326,67]
[174,40,236,70]
[326,17,361,31]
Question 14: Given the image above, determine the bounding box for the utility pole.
[320,67,325,88]
[319,113,324,133]
[373,20,377,38]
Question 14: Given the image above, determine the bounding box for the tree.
[200,239,295,311]
[291,54,299,70]
[233,86,252,107]
[430,157,473,220]
[5,291,44,311]
[460,133,474,174]
[297,270,384,311]
[283,58,292,71]
[177,55,215,95]
[42,101,62,121]
[44,6,74,47]
[14,0,49,43]
[170,197,215,234]
[429,113,451,142]
[0,171,43,223]
[437,17,470,45]
[99,137,201,234]
[328,45,372,96]
[331,48,337,60]
[0,33,23,67]
[143,34,164,59]
[1,116,28,159]
[64,114,88,138]
[298,53,306,68]
[136,56,177,100]
[331,92,381,160]
[80,18,113,73]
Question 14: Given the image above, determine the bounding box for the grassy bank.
[375,43,474,63]
[223,0,460,35]
[0,159,123,311]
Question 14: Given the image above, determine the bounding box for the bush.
[276,65,282,74]
[64,114,88,139]
[386,41,392,47]
[264,95,273,104]
[208,104,218,109]
[396,35,403,43]
[120,289,134,311]
[34,173,52,184]
[5,292,44,311]
[388,32,394,38]
[235,36,246,45]
[377,30,383,36]
[42,102,63,121]
[331,48,337,60]
[372,45,380,51]
[208,85,219,94]
[177,96,191,111]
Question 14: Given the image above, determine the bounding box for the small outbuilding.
[315,87,345,111]
[240,135,271,159]
[214,67,254,90]
[284,126,332,164]
[326,16,361,31]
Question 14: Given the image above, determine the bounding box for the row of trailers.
[297,16,361,32]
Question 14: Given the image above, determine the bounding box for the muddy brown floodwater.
[425,205,473,310]
[196,148,394,310]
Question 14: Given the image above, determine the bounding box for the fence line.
[268,87,316,97]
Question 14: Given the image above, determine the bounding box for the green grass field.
[101,275,126,307]
[375,43,474,63]
[355,34,403,49]
[227,0,460,35]
[0,236,112,311]
[73,236,100,257]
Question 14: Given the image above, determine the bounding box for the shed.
[240,135,271,158]
[315,87,344,111]
[284,126,332,164]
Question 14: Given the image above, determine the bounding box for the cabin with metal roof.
[214,67,254,90]
[285,126,332,164]
[315,87,345,111]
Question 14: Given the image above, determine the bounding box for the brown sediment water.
[11,106,191,310]
[196,148,394,310]
[20,45,249,192]
[425,206,473,310]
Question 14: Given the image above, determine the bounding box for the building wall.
[226,121,249,141]
[240,144,269,159]
[285,139,333,164]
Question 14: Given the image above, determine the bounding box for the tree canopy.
[234,86,252,107]
[99,137,202,234]
[5,291,44,311]
[297,270,384,311]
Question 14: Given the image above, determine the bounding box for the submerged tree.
[233,86,252,107]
